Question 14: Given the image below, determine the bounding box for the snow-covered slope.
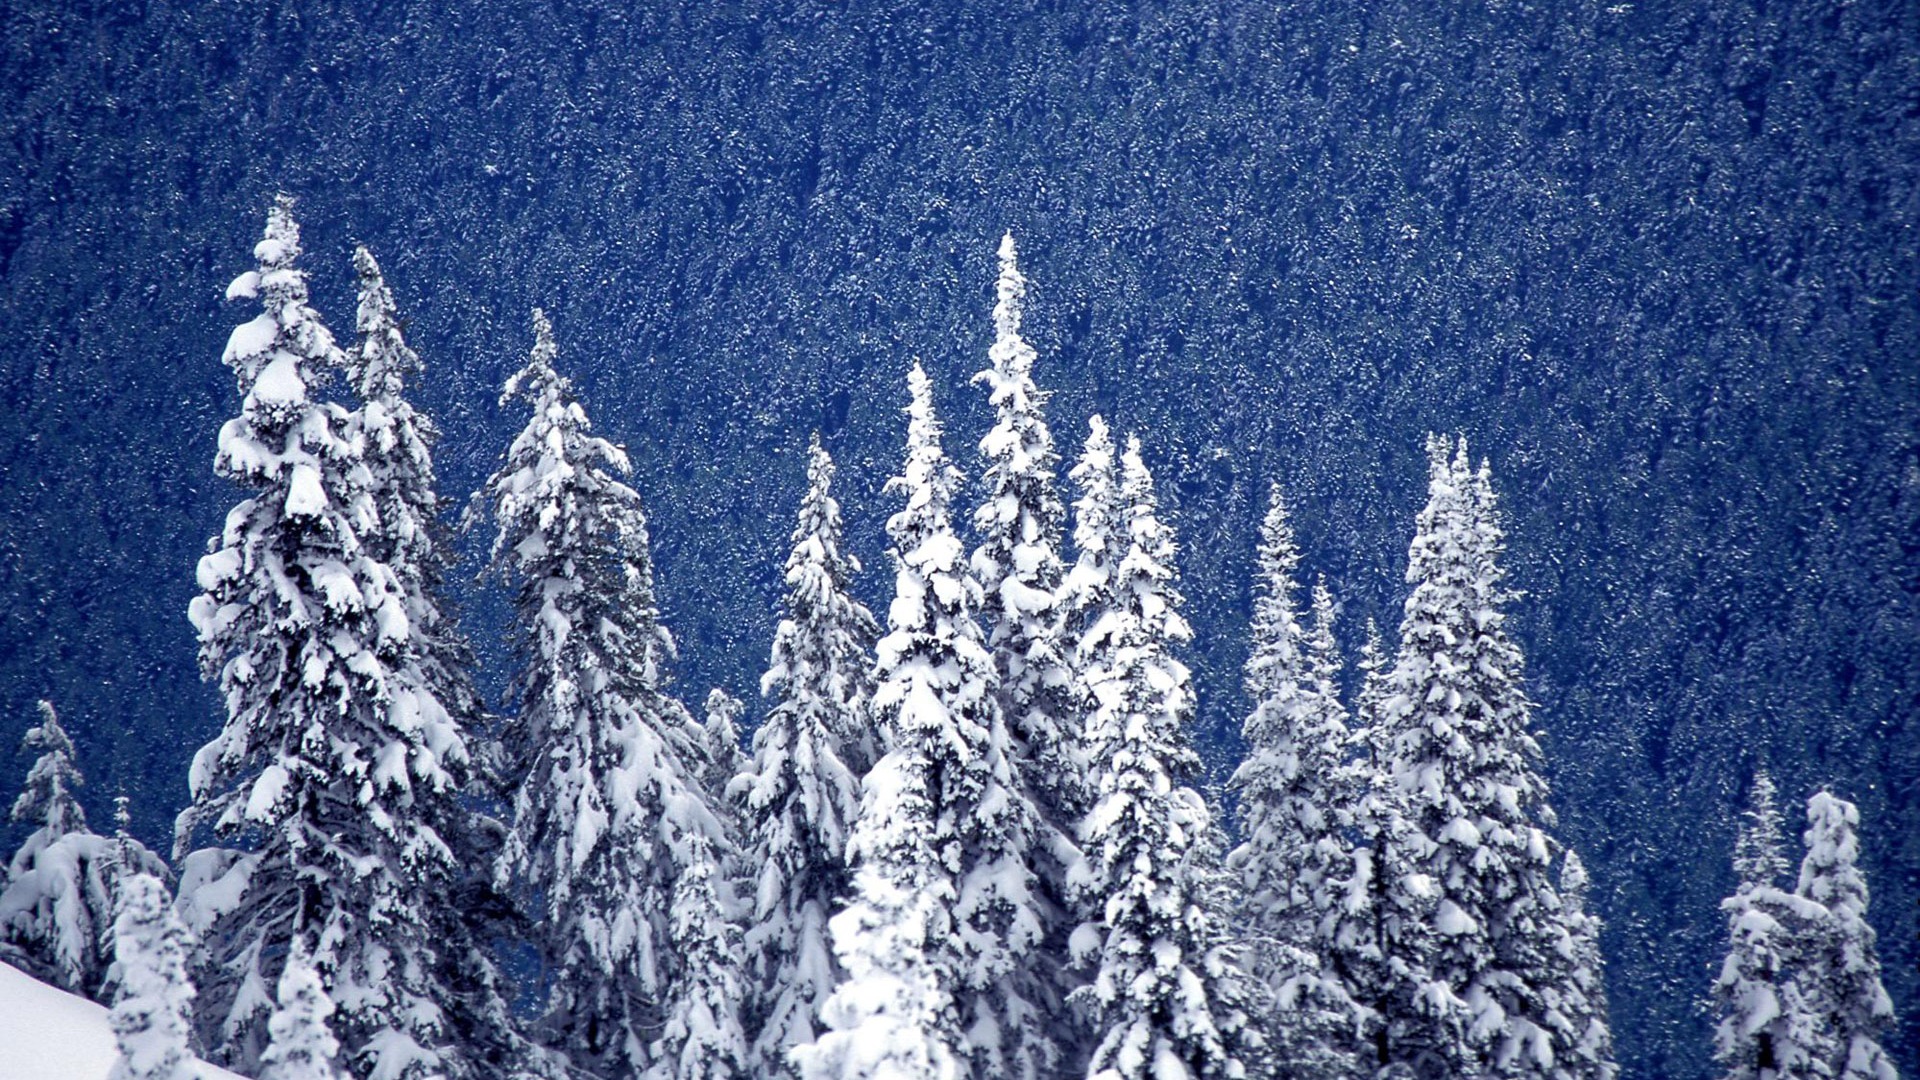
[0,960,246,1080]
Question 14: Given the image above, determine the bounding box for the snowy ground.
[0,960,246,1080]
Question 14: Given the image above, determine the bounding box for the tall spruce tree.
[1059,417,1122,783]
[348,245,487,742]
[3,700,161,998]
[347,242,517,1075]
[1324,618,1432,1077]
[183,197,473,1079]
[1377,436,1579,1078]
[734,436,878,1072]
[107,873,198,1080]
[481,308,726,1078]
[1556,852,1619,1080]
[1069,435,1257,1080]
[956,234,1076,1078]
[795,364,968,1080]
[1715,771,1825,1080]
[970,231,1086,852]
[1227,488,1362,1076]
[1792,792,1898,1080]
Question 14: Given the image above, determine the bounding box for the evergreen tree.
[734,436,877,1071]
[107,872,198,1080]
[1323,618,1429,1077]
[1556,852,1619,1080]
[1715,771,1824,1080]
[182,195,473,1080]
[1793,792,1898,1080]
[1377,436,1577,1078]
[970,231,1086,854]
[649,833,750,1080]
[960,231,1082,1068]
[794,855,961,1080]
[347,242,518,1077]
[795,365,970,1080]
[1059,416,1122,780]
[1069,435,1257,1080]
[260,943,344,1080]
[481,308,725,1078]
[1734,772,1791,892]
[2,700,162,998]
[1228,489,1363,1078]
[699,688,749,812]
[11,698,84,837]
[348,245,487,741]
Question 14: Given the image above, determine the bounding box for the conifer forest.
[0,3,1914,1079]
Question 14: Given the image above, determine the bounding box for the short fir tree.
[1058,416,1122,775]
[260,942,344,1080]
[1556,852,1619,1080]
[1323,617,1434,1077]
[107,872,198,1080]
[699,688,749,813]
[1792,792,1898,1080]
[1376,436,1578,1078]
[1714,771,1825,1080]
[648,832,750,1080]
[733,436,878,1072]
[2,700,161,998]
[797,362,1000,1080]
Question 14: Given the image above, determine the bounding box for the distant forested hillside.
[0,2,1913,1077]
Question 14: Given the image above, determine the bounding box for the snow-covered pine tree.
[2,700,160,998]
[11,699,84,837]
[182,195,474,1080]
[1714,771,1824,1080]
[107,872,197,1080]
[970,230,1087,869]
[648,832,750,1080]
[795,366,976,1080]
[1069,435,1257,1080]
[347,242,519,1076]
[1792,792,1898,1080]
[885,361,1052,1077]
[260,943,344,1080]
[959,233,1079,1078]
[700,688,749,812]
[1322,617,1431,1077]
[1228,488,1365,1076]
[348,245,488,746]
[794,849,960,1080]
[1734,772,1791,891]
[1058,415,1122,777]
[1556,852,1618,1080]
[482,308,726,1079]
[733,435,878,1072]
[1376,435,1578,1078]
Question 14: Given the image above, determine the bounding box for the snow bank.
[0,960,248,1080]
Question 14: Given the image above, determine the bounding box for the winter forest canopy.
[0,2,1914,1079]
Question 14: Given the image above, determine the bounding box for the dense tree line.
[0,202,1897,1080]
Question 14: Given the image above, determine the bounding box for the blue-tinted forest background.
[0,1,1914,1076]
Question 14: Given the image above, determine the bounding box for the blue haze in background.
[0,2,1914,1077]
